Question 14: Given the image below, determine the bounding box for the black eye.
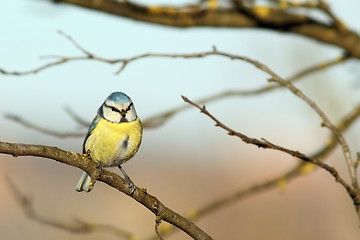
[110,106,118,112]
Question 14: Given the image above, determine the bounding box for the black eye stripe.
[126,102,134,112]
[105,102,133,114]
[105,104,121,113]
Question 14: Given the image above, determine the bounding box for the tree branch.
[51,0,360,59]
[182,96,360,215]
[149,101,360,239]
[0,142,213,240]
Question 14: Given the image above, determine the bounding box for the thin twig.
[57,30,94,57]
[0,30,349,78]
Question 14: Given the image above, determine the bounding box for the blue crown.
[106,92,132,103]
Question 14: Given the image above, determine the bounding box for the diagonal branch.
[182,96,360,215]
[0,142,213,240]
[148,103,360,240]
[57,30,94,57]
[148,104,360,240]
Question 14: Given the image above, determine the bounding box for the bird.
[76,92,143,192]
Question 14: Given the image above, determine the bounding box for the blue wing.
[83,114,101,153]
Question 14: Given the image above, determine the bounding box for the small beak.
[120,117,128,123]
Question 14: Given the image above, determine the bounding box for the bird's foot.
[118,166,136,196]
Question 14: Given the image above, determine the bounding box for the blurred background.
[1,0,360,239]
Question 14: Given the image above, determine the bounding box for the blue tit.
[76,92,143,192]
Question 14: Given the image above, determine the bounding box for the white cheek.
[103,107,121,122]
[126,107,137,122]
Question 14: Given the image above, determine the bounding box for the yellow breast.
[84,117,143,167]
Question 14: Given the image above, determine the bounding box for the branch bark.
[0,141,213,240]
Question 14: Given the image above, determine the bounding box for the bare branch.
[7,177,135,238]
[148,102,360,240]
[0,142,213,240]
[182,96,360,214]
[0,28,349,87]
[191,102,360,221]
[194,102,360,220]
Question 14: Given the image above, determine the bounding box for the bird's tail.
[76,171,92,192]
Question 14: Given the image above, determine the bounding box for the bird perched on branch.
[76,92,143,192]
